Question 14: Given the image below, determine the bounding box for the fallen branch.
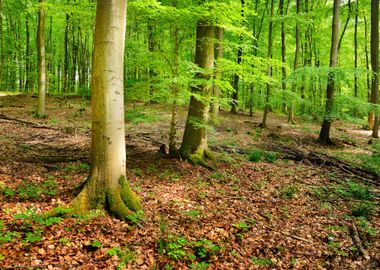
[0,113,59,130]
[352,223,370,260]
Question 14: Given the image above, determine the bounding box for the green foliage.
[2,179,57,199]
[64,163,91,172]
[90,240,102,248]
[350,202,374,218]
[181,209,202,220]
[24,230,43,243]
[125,108,160,124]
[356,217,378,237]
[248,149,278,163]
[251,256,273,266]
[126,210,144,224]
[280,185,299,199]
[0,231,21,244]
[327,238,348,256]
[107,246,135,269]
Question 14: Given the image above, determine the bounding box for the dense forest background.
[0,0,378,135]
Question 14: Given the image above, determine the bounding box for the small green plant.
[0,231,21,243]
[327,239,348,256]
[191,238,221,260]
[251,256,273,266]
[350,202,374,218]
[91,240,102,248]
[182,209,202,220]
[65,163,90,172]
[24,230,43,243]
[248,150,262,162]
[280,185,299,199]
[356,217,378,236]
[209,172,224,180]
[126,210,144,224]
[248,149,278,163]
[107,246,135,269]
[189,261,209,270]
[59,237,71,246]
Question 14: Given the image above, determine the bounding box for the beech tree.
[179,17,215,165]
[36,0,46,118]
[370,0,379,138]
[54,0,142,219]
[319,0,340,144]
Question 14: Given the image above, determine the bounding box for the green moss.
[119,176,143,212]
[107,188,134,221]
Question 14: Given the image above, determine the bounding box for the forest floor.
[0,95,379,270]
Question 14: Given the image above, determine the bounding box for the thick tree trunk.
[319,0,340,144]
[36,0,46,118]
[64,0,142,220]
[180,22,214,166]
[261,0,274,128]
[370,0,379,138]
[211,26,224,123]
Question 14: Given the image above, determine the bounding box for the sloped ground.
[0,95,379,270]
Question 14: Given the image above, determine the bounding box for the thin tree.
[211,26,224,123]
[36,0,46,118]
[319,0,340,144]
[261,0,274,128]
[231,0,245,114]
[50,0,142,219]
[370,0,379,138]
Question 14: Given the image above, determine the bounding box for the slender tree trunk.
[169,27,180,156]
[280,0,287,113]
[63,2,70,93]
[211,26,224,123]
[65,0,142,220]
[180,22,214,166]
[25,16,31,92]
[250,0,269,117]
[231,0,245,114]
[354,0,358,101]
[36,0,46,117]
[289,0,301,124]
[370,0,379,138]
[0,0,3,88]
[261,0,274,128]
[337,0,352,53]
[319,0,340,144]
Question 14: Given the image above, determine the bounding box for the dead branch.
[0,113,59,130]
[352,223,370,260]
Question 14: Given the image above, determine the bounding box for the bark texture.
[211,26,224,124]
[64,0,142,220]
[37,0,46,117]
[319,0,340,144]
[180,22,214,166]
[370,0,379,138]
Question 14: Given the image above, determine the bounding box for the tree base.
[45,176,142,222]
[181,147,215,169]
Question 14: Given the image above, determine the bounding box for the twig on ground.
[352,223,370,260]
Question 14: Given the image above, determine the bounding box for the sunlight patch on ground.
[0,92,22,97]
[350,129,372,136]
